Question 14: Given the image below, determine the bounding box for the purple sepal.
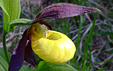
[8,29,29,71]
[37,3,97,19]
[31,3,98,24]
[24,41,37,67]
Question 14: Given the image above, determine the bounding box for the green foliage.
[19,65,31,71]
[0,0,21,64]
[0,48,31,71]
[30,61,77,71]
[0,0,21,33]
[9,19,31,27]
[9,19,31,32]
[82,12,98,71]
[0,48,10,71]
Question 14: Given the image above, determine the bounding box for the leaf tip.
[95,8,101,12]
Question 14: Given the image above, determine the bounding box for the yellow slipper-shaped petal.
[30,24,76,63]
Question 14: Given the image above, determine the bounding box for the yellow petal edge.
[30,24,76,63]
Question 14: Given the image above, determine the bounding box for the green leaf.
[19,65,31,71]
[0,64,6,71]
[0,55,8,71]
[37,61,77,71]
[0,48,31,71]
[29,69,38,71]
[0,0,21,33]
[0,48,11,60]
[0,0,9,18]
[0,48,11,71]
[9,19,31,32]
[9,19,31,27]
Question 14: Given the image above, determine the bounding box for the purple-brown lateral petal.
[39,21,53,30]
[24,41,37,67]
[31,20,53,30]
[36,3,98,19]
[8,29,29,71]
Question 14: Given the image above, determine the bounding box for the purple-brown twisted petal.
[8,29,29,71]
[24,40,37,67]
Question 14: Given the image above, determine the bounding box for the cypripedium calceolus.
[30,23,75,63]
[8,3,100,71]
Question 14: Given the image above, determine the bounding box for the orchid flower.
[8,3,99,71]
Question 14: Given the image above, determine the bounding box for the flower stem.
[2,31,10,64]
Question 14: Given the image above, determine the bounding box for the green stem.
[2,31,10,64]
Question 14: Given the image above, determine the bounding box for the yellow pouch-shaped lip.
[31,30,76,63]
